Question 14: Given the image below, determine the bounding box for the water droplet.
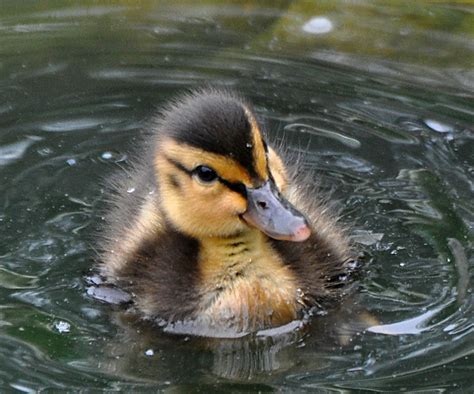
[144,349,154,356]
[424,119,453,133]
[127,187,135,193]
[66,158,76,166]
[246,143,252,148]
[302,17,333,35]
[55,321,71,333]
[38,147,53,156]
[101,151,113,160]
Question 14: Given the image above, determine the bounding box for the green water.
[0,0,473,391]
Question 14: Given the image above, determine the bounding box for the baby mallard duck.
[98,89,356,337]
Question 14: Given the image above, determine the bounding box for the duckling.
[98,88,356,337]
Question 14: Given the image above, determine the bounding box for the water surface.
[0,1,473,391]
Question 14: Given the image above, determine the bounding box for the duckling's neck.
[199,230,263,281]
[196,230,302,332]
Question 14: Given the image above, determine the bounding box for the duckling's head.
[154,89,310,242]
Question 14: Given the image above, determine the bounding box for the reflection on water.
[0,0,473,391]
[94,301,377,382]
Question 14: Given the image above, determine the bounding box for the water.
[0,0,473,391]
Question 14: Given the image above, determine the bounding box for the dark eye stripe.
[218,178,247,197]
[164,155,193,176]
[163,155,247,197]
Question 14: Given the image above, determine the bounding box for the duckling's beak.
[242,181,311,242]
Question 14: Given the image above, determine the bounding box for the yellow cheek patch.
[155,153,248,238]
[157,138,253,186]
[267,147,288,192]
[186,177,247,215]
[243,106,268,182]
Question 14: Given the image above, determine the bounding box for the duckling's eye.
[193,165,218,185]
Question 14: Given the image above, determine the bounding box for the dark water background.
[0,1,473,391]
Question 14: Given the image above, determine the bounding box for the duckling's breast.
[196,231,303,333]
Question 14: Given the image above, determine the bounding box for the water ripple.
[0,138,39,166]
[0,0,472,391]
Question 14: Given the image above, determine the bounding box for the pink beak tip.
[291,225,311,242]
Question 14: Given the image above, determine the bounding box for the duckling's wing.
[98,156,164,278]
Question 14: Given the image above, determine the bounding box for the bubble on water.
[144,349,154,356]
[37,147,53,157]
[302,17,333,35]
[55,321,71,333]
[424,119,453,133]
